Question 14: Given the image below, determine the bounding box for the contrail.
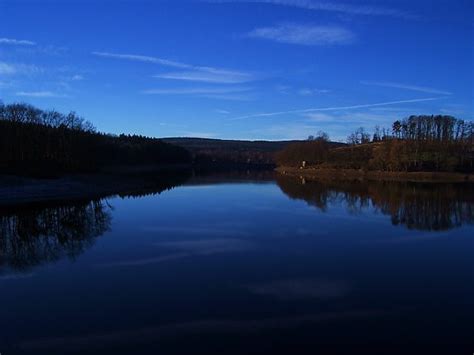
[230,97,447,120]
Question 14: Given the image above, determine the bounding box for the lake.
[1,172,473,355]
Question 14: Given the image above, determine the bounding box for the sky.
[0,0,472,141]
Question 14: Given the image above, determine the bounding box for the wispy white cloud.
[71,74,84,81]
[437,104,467,116]
[275,85,330,96]
[92,52,189,69]
[0,37,36,46]
[142,86,252,95]
[298,88,330,96]
[200,93,255,101]
[0,62,17,75]
[211,0,414,19]
[361,81,453,95]
[368,106,420,113]
[155,68,254,84]
[93,51,255,82]
[16,91,67,98]
[275,84,291,94]
[231,97,447,120]
[304,112,335,122]
[215,109,231,114]
[305,111,398,124]
[253,106,449,140]
[143,86,255,101]
[298,89,314,96]
[247,24,355,46]
[0,61,43,76]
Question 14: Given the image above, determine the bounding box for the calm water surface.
[1,173,473,354]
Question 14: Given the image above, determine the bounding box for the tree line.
[276,115,473,172]
[0,102,191,176]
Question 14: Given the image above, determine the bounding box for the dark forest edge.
[276,115,474,181]
[0,102,192,177]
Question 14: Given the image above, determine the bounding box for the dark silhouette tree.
[0,101,191,176]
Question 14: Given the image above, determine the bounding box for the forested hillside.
[163,137,342,166]
[277,115,473,172]
[0,102,191,176]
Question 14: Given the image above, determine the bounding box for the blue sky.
[0,0,472,141]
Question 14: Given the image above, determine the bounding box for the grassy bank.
[276,166,474,183]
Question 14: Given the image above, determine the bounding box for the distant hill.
[161,137,301,153]
[162,137,343,166]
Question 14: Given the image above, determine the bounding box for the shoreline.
[0,164,273,209]
[0,167,192,209]
[1,166,473,209]
[276,167,474,183]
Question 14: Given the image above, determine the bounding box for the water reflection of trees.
[276,175,474,231]
[0,200,112,273]
[116,171,192,199]
[0,173,191,273]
